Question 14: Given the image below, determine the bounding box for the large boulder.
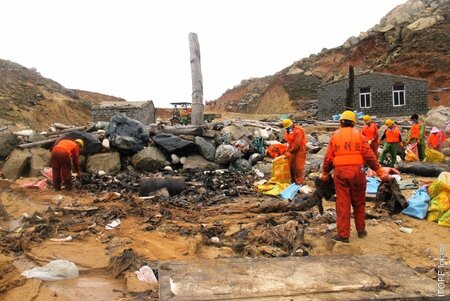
[109,114,149,154]
[182,154,221,170]
[229,158,252,172]
[86,152,121,175]
[0,133,19,159]
[1,149,32,179]
[59,131,102,155]
[131,147,166,172]
[423,106,449,129]
[194,136,216,161]
[152,133,196,156]
[221,124,252,140]
[214,144,243,165]
[29,148,51,177]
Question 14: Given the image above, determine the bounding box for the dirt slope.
[0,60,125,131]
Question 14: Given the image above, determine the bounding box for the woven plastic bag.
[427,172,450,222]
[425,147,445,163]
[405,143,419,162]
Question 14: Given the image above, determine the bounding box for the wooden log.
[17,138,57,149]
[43,126,86,137]
[189,32,204,125]
[148,124,204,136]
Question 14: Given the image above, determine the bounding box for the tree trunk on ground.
[189,32,204,125]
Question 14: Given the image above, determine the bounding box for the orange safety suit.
[284,125,307,185]
[362,122,379,155]
[427,131,446,151]
[323,127,381,239]
[51,140,81,190]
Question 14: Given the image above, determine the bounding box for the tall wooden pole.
[189,33,204,125]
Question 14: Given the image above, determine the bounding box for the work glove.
[376,168,391,183]
[320,172,330,182]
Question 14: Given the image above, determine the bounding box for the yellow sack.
[438,209,450,227]
[257,183,290,196]
[427,172,450,222]
[269,156,291,184]
[405,143,419,162]
[425,147,445,163]
[257,156,291,196]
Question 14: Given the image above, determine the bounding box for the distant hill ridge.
[209,0,450,115]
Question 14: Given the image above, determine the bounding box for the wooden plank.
[158,255,438,300]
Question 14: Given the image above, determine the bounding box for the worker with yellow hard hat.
[50,138,84,190]
[378,119,402,167]
[281,118,306,185]
[320,110,390,243]
[361,115,379,156]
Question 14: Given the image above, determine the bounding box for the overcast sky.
[1,0,406,108]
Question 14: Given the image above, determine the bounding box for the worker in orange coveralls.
[361,115,379,156]
[320,111,391,243]
[51,139,83,191]
[282,119,307,185]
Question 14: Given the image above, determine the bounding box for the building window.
[359,87,371,108]
[392,84,405,106]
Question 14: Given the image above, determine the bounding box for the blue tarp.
[402,186,430,219]
[280,183,301,200]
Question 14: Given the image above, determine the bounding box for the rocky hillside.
[209,0,450,115]
[0,59,125,131]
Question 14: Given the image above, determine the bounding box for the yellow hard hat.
[385,119,393,127]
[363,115,371,123]
[75,139,84,149]
[282,119,293,129]
[339,111,357,123]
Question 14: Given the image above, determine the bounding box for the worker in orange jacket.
[427,127,446,151]
[409,114,426,160]
[361,115,379,156]
[282,119,307,185]
[379,119,402,167]
[51,139,83,190]
[321,111,390,243]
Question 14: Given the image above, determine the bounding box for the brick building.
[317,72,428,120]
[92,100,156,124]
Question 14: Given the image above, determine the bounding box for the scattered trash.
[135,265,158,284]
[327,223,337,231]
[21,259,79,281]
[50,236,73,242]
[399,227,413,234]
[105,218,121,230]
[394,219,403,225]
[210,237,221,245]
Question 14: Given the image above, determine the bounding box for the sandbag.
[405,143,419,162]
[427,172,450,222]
[437,209,450,227]
[402,186,430,219]
[425,147,445,163]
